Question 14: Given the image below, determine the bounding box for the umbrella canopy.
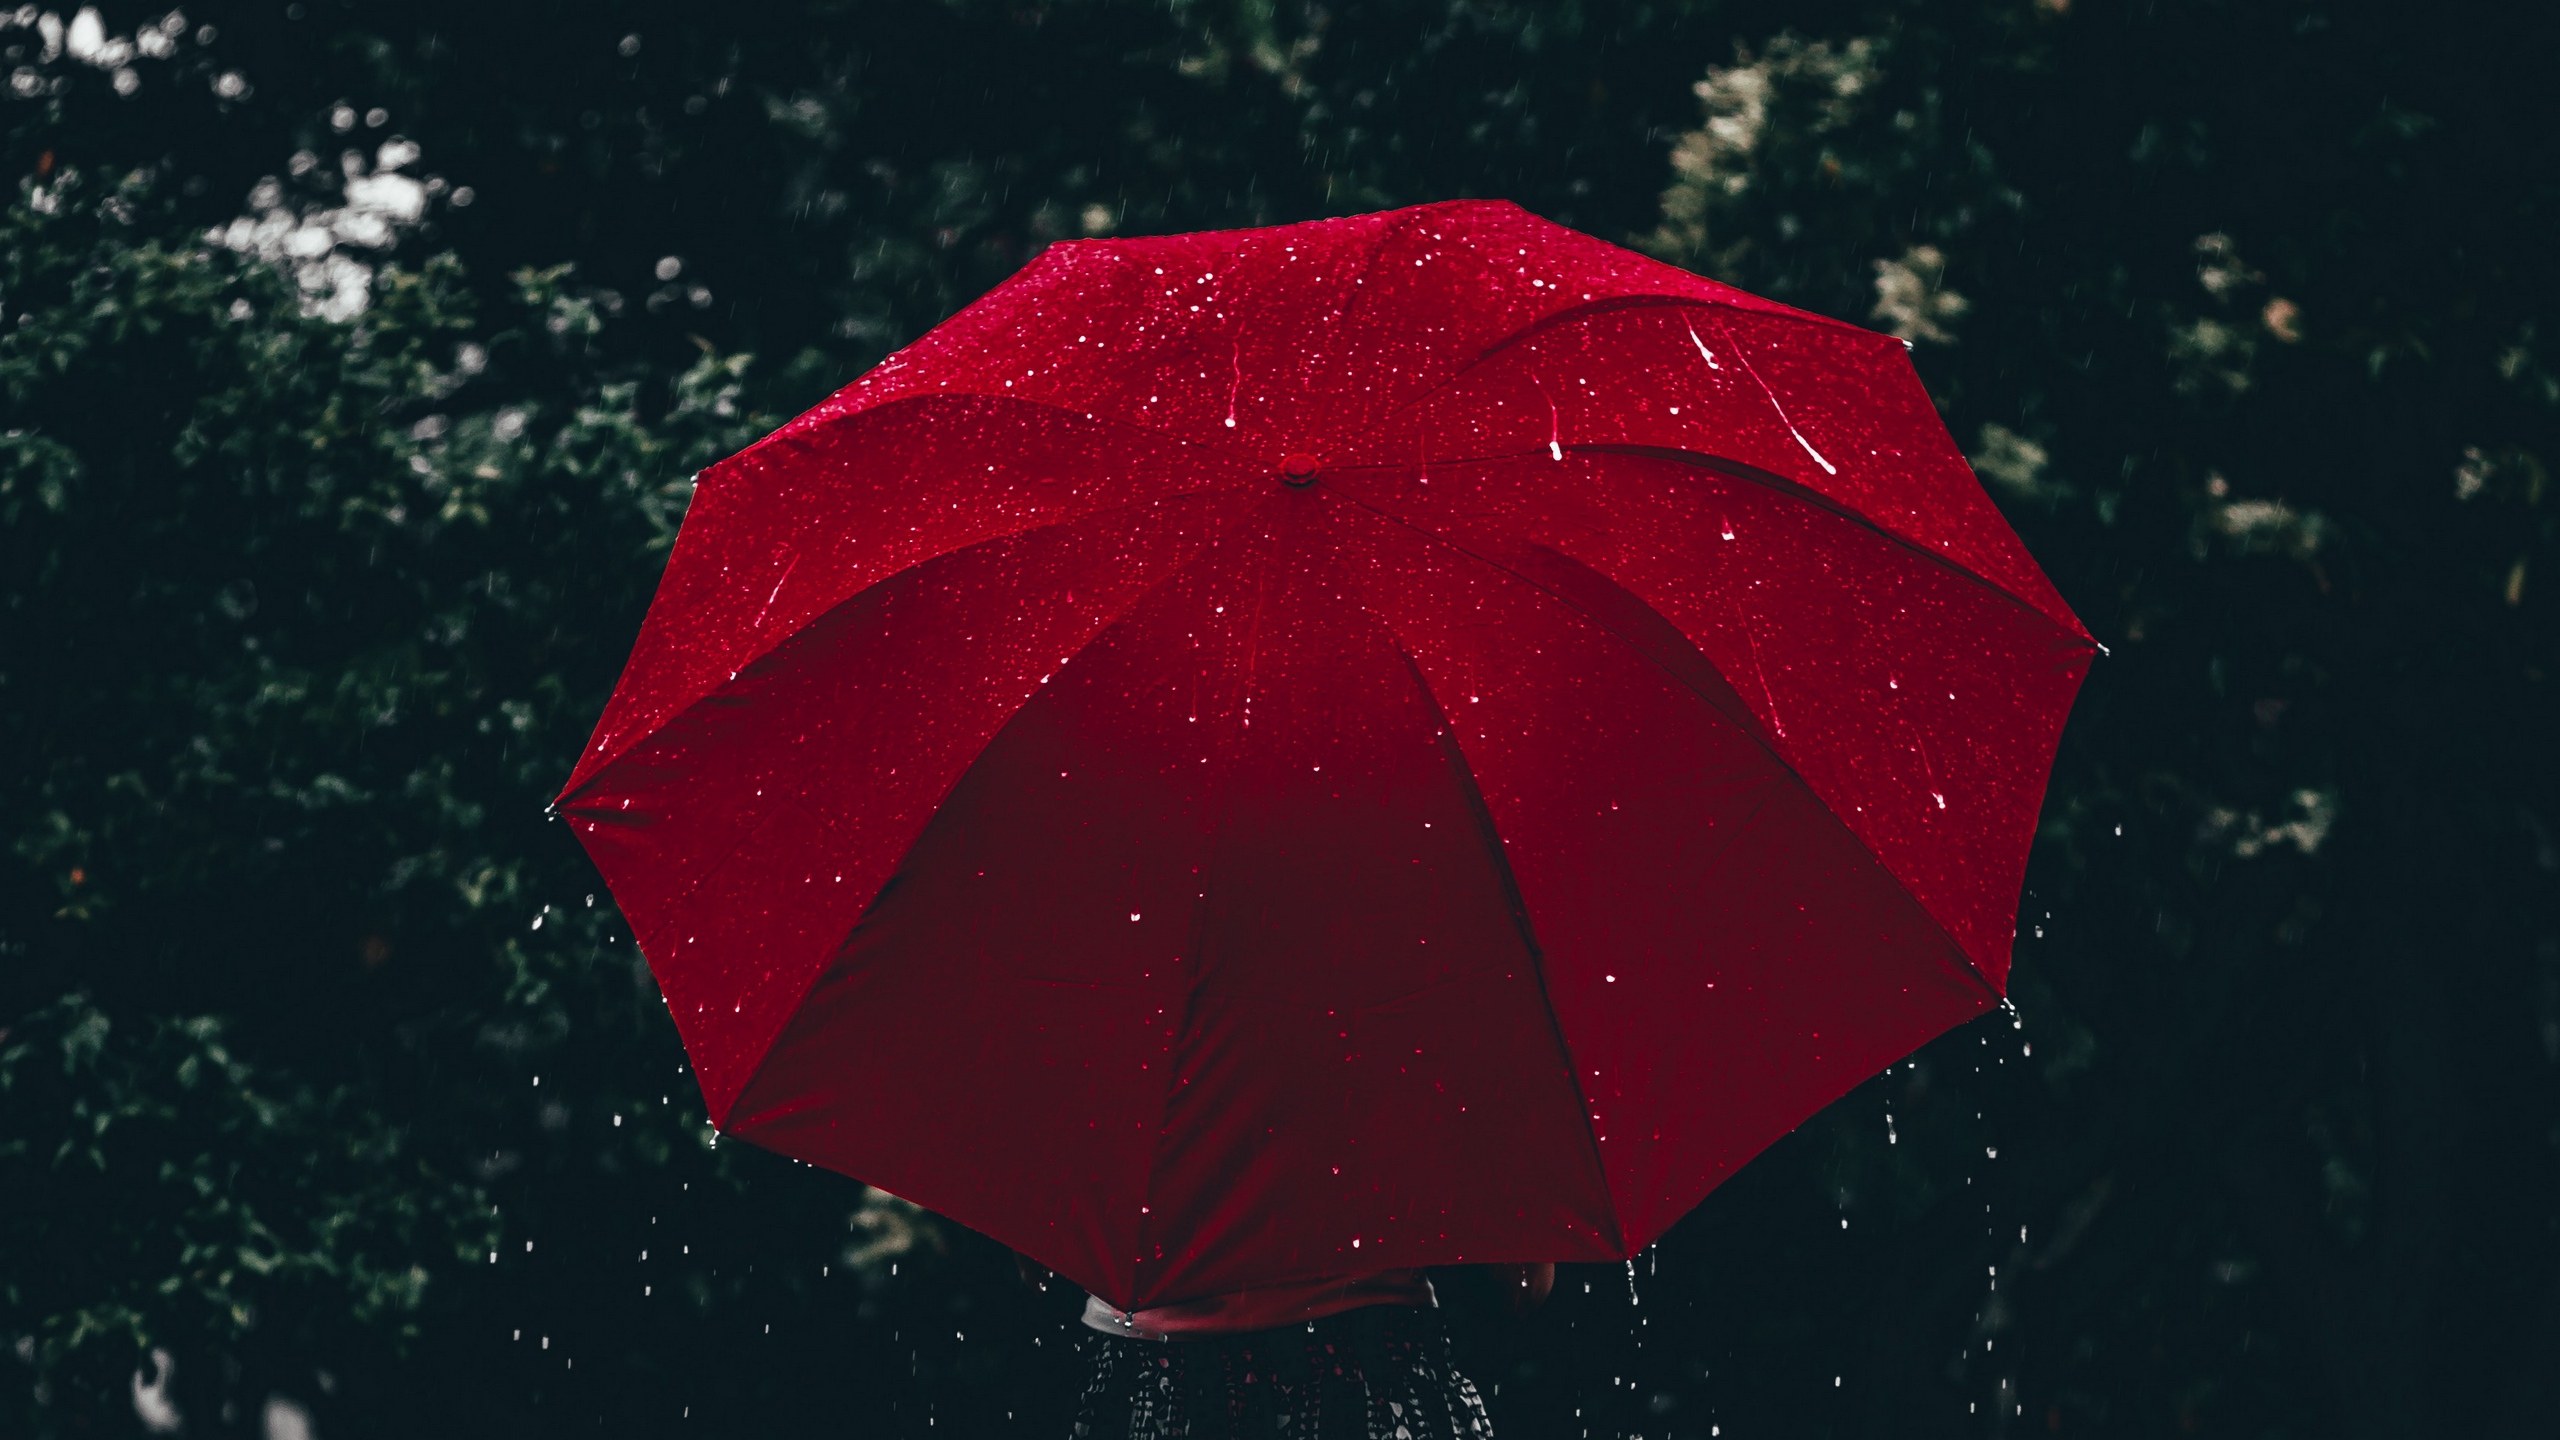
[558,200,2093,1310]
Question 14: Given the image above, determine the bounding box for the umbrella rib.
[1321,441,2087,645]
[1386,644,1629,1256]
[588,491,1267,1094]
[1546,438,2088,638]
[716,493,1284,1209]
[1362,293,1874,438]
[1322,486,2003,998]
[563,456,1264,804]
[1583,444,2091,643]
[1320,482,1795,761]
[1337,294,2083,633]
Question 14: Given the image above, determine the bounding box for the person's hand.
[1014,1251,1053,1294]
[1493,1262,1554,1316]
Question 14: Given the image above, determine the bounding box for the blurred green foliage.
[2,995,488,1370]
[2,1,2554,1437]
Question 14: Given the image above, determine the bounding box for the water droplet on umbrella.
[1684,320,1722,370]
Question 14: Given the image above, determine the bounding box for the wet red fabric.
[559,200,2094,1310]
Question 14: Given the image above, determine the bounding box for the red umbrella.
[558,200,2092,1310]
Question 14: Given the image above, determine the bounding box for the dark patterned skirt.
[1071,1304,1494,1439]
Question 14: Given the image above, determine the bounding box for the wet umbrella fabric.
[557,200,2094,1311]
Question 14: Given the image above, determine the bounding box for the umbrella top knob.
[1279,452,1320,485]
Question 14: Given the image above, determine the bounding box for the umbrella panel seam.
[1330,293,2080,632]
[1576,444,2092,641]
[1317,481,2005,998]
[1318,443,2087,643]
[561,460,1264,807]
[1387,644,1629,1257]
[1356,294,1881,449]
[717,486,1284,1245]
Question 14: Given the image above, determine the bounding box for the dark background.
[4,2,2555,1437]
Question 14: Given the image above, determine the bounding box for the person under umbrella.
[1019,1247,1550,1438]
